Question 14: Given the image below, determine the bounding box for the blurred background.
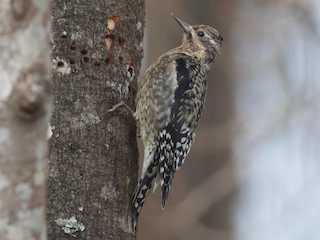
[137,0,320,239]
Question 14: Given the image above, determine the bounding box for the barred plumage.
[133,13,223,216]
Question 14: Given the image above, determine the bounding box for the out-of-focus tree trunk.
[48,0,144,239]
[232,2,320,240]
[0,0,51,239]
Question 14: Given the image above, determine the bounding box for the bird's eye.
[197,31,205,37]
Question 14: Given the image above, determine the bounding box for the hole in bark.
[83,56,89,63]
[105,58,111,66]
[118,56,123,62]
[70,42,76,50]
[118,37,125,48]
[127,66,134,77]
[57,61,64,67]
[81,49,88,55]
[69,59,75,64]
[105,34,115,50]
[94,62,101,67]
[107,16,120,31]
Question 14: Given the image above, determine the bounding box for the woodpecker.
[133,13,223,215]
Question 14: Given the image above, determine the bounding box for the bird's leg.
[108,84,136,116]
[108,101,141,138]
[107,101,135,116]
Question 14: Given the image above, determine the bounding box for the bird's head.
[171,13,223,64]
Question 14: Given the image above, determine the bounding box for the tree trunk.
[0,0,51,239]
[48,1,144,239]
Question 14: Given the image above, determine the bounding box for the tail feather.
[161,173,175,208]
[132,174,156,216]
[160,153,175,209]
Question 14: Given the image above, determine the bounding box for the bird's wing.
[157,57,202,207]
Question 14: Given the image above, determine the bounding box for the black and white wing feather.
[159,57,206,207]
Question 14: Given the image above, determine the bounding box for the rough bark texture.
[48,1,144,239]
[0,0,51,239]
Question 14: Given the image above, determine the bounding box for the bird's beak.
[171,13,191,33]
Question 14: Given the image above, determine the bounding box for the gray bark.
[0,0,51,239]
[48,1,144,239]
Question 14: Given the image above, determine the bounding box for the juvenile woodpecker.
[133,14,223,215]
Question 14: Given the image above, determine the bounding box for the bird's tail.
[161,170,175,209]
[132,174,156,216]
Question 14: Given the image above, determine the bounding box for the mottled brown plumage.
[133,14,223,216]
